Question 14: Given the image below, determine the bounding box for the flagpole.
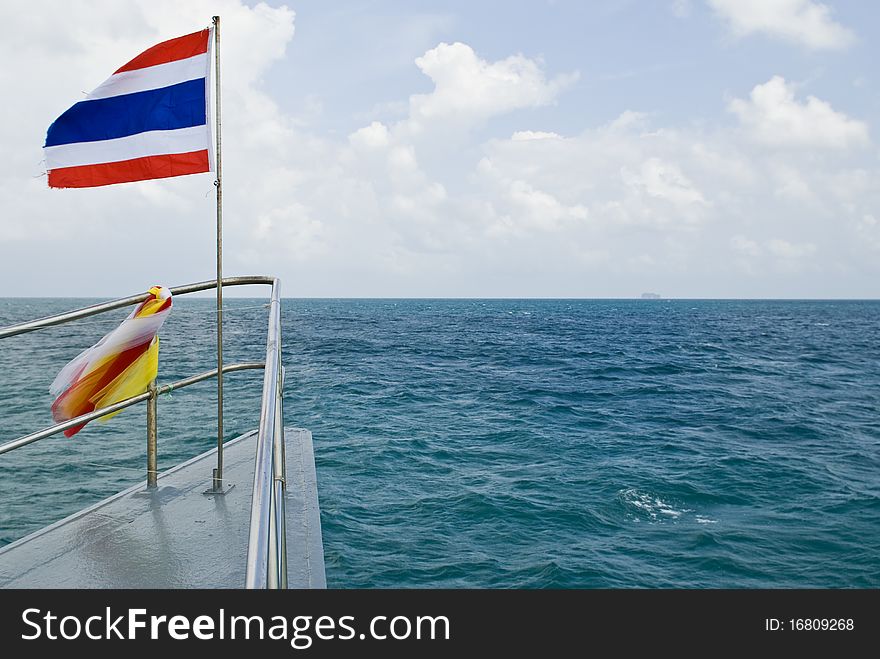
[212,15,225,492]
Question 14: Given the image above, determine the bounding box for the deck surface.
[0,427,325,588]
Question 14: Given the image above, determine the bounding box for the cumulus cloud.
[729,76,870,149]
[856,215,880,251]
[510,130,563,141]
[766,238,817,259]
[335,42,583,254]
[408,42,578,127]
[731,235,761,257]
[484,176,589,235]
[621,157,708,208]
[770,163,814,201]
[709,0,856,50]
[733,236,817,260]
[478,119,715,236]
[349,121,391,149]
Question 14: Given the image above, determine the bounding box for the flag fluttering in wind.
[50,286,173,437]
[43,29,213,188]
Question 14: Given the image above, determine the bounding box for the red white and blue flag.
[44,28,213,188]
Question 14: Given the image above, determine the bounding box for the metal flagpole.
[212,15,225,492]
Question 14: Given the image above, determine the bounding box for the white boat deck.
[0,427,325,589]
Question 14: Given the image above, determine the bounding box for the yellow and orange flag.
[50,286,172,437]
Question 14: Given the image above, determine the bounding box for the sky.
[1,0,878,298]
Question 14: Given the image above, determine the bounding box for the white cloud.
[607,111,651,133]
[471,105,880,292]
[855,215,880,251]
[510,130,563,141]
[476,116,721,239]
[731,235,761,257]
[689,142,756,188]
[349,121,391,149]
[729,76,869,149]
[732,236,817,260]
[771,163,814,201]
[504,180,588,232]
[475,155,588,235]
[709,0,855,50]
[252,201,325,262]
[335,42,584,253]
[767,238,817,259]
[621,157,708,208]
[408,42,578,127]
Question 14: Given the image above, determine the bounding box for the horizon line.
[2,295,880,302]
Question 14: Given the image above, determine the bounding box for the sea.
[0,297,878,588]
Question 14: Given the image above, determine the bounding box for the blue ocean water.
[1,298,878,588]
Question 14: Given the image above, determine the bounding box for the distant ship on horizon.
[640,292,661,300]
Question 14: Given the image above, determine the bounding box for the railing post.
[146,379,158,488]
[274,362,287,588]
[267,482,279,589]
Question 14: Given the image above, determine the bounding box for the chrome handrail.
[0,276,288,589]
[245,277,287,588]
[0,276,275,339]
[0,362,264,456]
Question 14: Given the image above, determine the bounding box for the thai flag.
[43,29,213,188]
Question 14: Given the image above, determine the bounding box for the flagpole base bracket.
[204,482,235,496]
[203,467,233,495]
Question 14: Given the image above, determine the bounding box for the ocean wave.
[618,488,709,524]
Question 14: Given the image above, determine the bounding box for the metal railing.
[0,276,288,589]
[245,277,287,589]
